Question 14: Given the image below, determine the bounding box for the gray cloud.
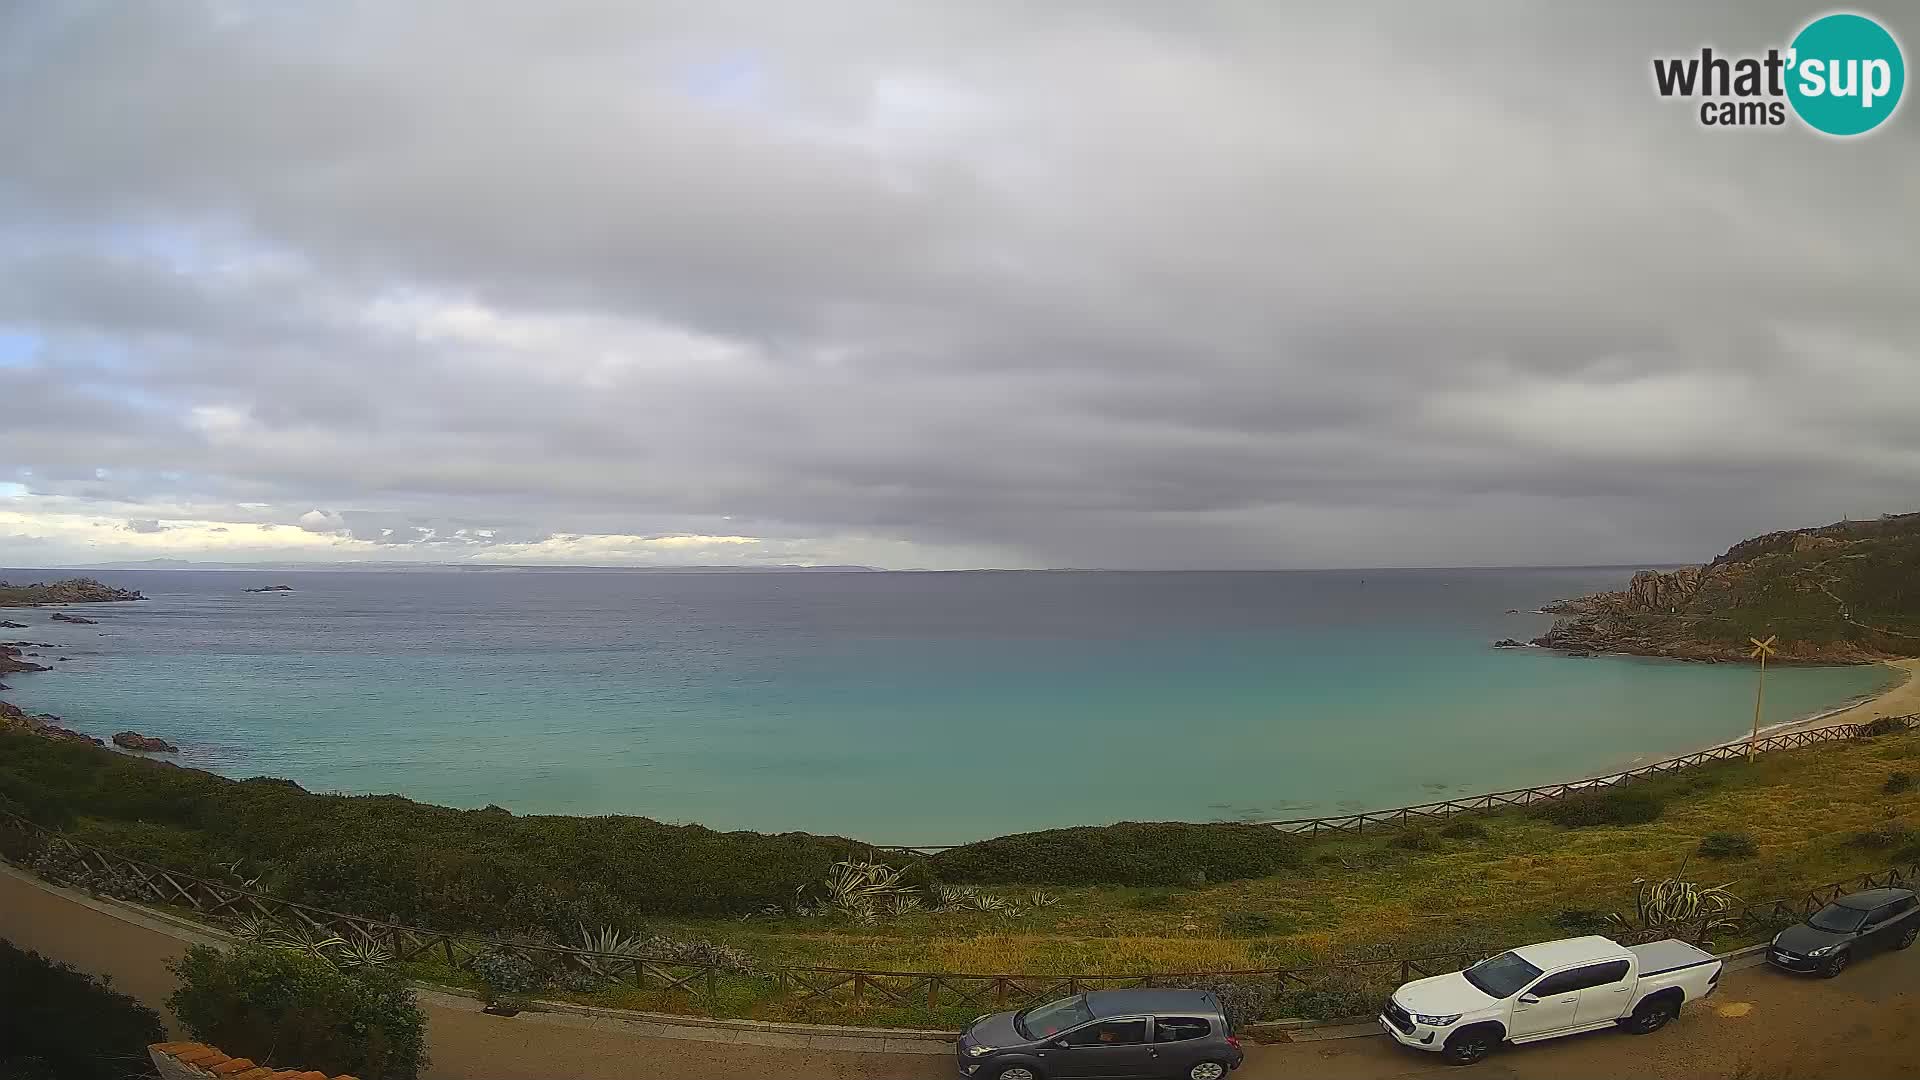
[1,1,1916,568]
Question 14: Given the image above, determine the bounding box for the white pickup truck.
[1379,934,1721,1066]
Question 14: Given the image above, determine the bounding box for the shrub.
[1698,831,1759,859]
[168,944,427,1080]
[1552,908,1612,934]
[1,940,164,1080]
[1127,889,1177,911]
[1271,969,1391,1022]
[1438,818,1488,841]
[1530,786,1665,827]
[1220,911,1275,937]
[930,822,1304,887]
[1855,716,1912,738]
[1164,975,1278,1029]
[1885,771,1914,795]
[1850,820,1916,850]
[1391,827,1438,851]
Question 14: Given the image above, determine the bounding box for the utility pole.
[1748,635,1777,762]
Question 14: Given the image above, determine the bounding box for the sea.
[0,567,1895,845]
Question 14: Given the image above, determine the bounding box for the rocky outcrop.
[0,644,51,674]
[0,578,145,606]
[1492,638,1528,648]
[1529,512,1920,663]
[49,611,99,624]
[113,730,178,753]
[0,620,25,629]
[244,584,294,593]
[0,701,104,745]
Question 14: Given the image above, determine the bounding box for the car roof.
[1083,989,1221,1017]
[1510,935,1626,969]
[1835,887,1916,909]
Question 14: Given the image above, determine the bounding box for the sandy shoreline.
[1708,656,1919,751]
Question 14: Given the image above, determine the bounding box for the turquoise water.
[0,567,1894,844]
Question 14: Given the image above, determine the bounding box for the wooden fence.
[889,716,1917,851]
[1,714,1914,1014]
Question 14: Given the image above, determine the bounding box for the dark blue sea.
[0,567,1892,844]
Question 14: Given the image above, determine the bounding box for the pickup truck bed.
[1628,940,1717,977]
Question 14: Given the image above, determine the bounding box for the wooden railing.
[1,715,1914,1016]
[888,716,1917,851]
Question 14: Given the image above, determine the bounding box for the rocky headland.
[1532,512,1920,663]
[0,578,146,606]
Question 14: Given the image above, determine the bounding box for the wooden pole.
[1749,648,1766,762]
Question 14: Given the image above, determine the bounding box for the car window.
[1868,903,1903,926]
[1528,970,1586,997]
[1562,960,1630,990]
[1015,995,1095,1039]
[1064,1019,1148,1047]
[1462,951,1545,998]
[1902,896,1920,915]
[1153,1017,1211,1043]
[1808,903,1869,932]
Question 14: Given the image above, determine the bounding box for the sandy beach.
[1733,656,1919,744]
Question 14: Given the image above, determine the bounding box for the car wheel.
[1188,1062,1230,1080]
[1896,926,1918,951]
[1442,1029,1496,1066]
[1820,950,1851,978]
[1626,996,1676,1034]
[992,1066,1040,1080]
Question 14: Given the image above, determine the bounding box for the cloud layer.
[2,2,1916,568]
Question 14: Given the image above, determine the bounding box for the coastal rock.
[49,612,99,624]
[0,578,145,605]
[0,645,52,674]
[113,730,179,753]
[40,724,105,746]
[1492,638,1528,648]
[244,584,295,593]
[1623,566,1706,612]
[0,620,25,629]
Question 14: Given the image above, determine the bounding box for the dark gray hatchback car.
[1768,887,1919,976]
[956,989,1242,1080]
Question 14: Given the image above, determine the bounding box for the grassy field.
[644,728,1920,978]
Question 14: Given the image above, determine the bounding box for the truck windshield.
[1807,904,1868,932]
[1461,951,1545,999]
[1014,995,1094,1039]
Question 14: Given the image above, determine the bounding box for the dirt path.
[4,864,1916,1079]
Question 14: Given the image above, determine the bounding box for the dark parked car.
[956,989,1243,1080]
[1768,887,1919,977]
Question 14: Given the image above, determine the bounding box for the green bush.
[167,944,427,1080]
[1220,911,1275,937]
[0,732,865,923]
[1552,908,1612,934]
[1529,786,1665,827]
[0,940,164,1080]
[1126,889,1177,911]
[1391,827,1438,851]
[1885,771,1914,795]
[1697,831,1759,859]
[1850,820,1916,851]
[1856,716,1912,738]
[1438,818,1489,840]
[929,822,1303,887]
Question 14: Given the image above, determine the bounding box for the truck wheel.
[1625,995,1678,1034]
[1895,925,1917,951]
[1819,950,1851,978]
[1442,1026,1498,1066]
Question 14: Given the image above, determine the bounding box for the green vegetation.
[925,821,1304,886]
[1,940,164,1080]
[1886,770,1914,795]
[1528,785,1665,827]
[169,944,428,1080]
[1698,831,1759,859]
[4,725,1918,1028]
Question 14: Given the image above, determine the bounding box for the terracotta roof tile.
[210,1059,259,1075]
[179,1048,230,1067]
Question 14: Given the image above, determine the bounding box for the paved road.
[4,867,1914,1079]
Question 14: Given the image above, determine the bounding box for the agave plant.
[820,860,915,905]
[216,858,265,890]
[882,894,924,917]
[1608,876,1741,944]
[334,931,395,971]
[575,924,648,979]
[1024,890,1062,909]
[271,926,348,961]
[230,914,283,944]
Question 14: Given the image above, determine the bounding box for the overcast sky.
[2,2,1915,570]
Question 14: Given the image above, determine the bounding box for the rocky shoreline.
[0,578,169,750]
